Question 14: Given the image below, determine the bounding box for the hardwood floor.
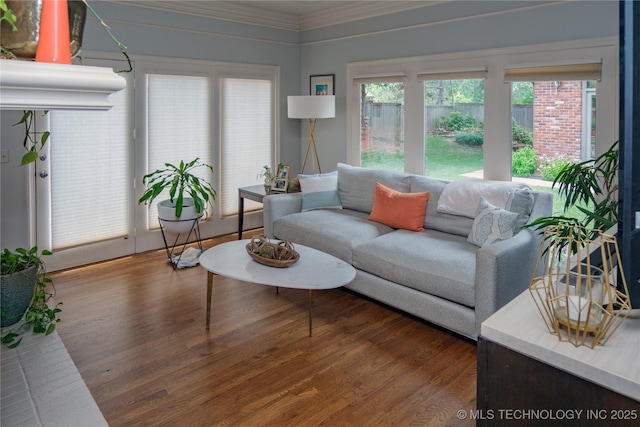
[50,231,477,426]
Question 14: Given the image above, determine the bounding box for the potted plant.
[525,140,619,248]
[1,246,62,348]
[525,142,630,346]
[139,158,217,234]
[258,163,285,194]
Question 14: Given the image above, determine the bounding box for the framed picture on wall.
[310,74,335,96]
[271,164,291,192]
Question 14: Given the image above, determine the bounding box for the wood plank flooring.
[50,231,477,426]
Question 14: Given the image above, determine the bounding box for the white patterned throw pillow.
[298,171,342,211]
[467,197,519,247]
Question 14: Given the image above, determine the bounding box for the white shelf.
[481,291,640,402]
[0,60,126,110]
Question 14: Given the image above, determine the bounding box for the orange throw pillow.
[368,182,430,231]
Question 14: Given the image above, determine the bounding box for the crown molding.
[300,2,442,31]
[110,1,441,32]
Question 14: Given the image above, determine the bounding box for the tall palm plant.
[526,141,619,255]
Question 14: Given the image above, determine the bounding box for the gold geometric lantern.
[529,225,632,348]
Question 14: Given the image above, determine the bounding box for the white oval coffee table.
[200,239,356,336]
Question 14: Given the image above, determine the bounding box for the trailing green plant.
[139,158,217,218]
[79,0,131,73]
[454,130,483,146]
[13,110,49,165]
[512,146,537,176]
[1,247,62,348]
[525,141,619,250]
[0,0,16,57]
[0,0,16,29]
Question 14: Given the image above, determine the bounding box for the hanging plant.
[13,110,49,165]
[1,247,63,348]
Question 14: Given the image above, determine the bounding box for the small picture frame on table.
[310,74,335,96]
[271,164,291,192]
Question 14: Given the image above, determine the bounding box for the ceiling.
[113,1,438,31]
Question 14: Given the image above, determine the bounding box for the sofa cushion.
[298,171,342,211]
[467,198,519,247]
[507,188,535,233]
[273,209,394,263]
[352,229,477,307]
[337,163,411,213]
[410,175,474,237]
[368,183,430,232]
[437,177,531,218]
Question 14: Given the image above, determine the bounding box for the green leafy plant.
[512,119,533,147]
[0,0,16,30]
[139,158,217,218]
[80,0,131,73]
[13,110,50,165]
[525,141,619,248]
[1,247,62,348]
[257,163,284,183]
[454,130,483,146]
[436,111,477,132]
[512,146,537,176]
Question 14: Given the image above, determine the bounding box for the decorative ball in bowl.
[246,235,299,268]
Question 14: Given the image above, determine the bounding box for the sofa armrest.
[262,193,303,238]
[473,191,552,337]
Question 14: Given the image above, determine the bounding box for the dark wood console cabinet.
[477,292,640,426]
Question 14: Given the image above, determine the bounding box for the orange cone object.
[35,0,72,64]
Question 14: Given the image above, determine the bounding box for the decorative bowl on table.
[246,235,300,268]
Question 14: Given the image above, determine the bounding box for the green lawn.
[361,135,584,220]
[362,135,483,179]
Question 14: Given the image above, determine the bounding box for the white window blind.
[49,85,130,250]
[504,61,602,82]
[220,77,273,217]
[146,74,212,228]
[418,67,487,81]
[352,73,406,84]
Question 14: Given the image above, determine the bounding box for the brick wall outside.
[533,81,583,160]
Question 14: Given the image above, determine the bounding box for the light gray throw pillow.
[468,197,519,247]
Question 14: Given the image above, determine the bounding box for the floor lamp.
[287,95,335,174]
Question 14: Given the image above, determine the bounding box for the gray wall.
[298,0,618,171]
[0,0,619,250]
[1,1,302,250]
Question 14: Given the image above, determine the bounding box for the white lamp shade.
[287,95,335,119]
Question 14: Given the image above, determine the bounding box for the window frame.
[347,37,618,180]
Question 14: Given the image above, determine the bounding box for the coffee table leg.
[206,271,213,330]
[308,289,312,337]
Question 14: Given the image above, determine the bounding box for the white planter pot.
[157,198,201,234]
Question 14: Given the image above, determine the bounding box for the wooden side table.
[238,184,269,239]
[477,291,640,426]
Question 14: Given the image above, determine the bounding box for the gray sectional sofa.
[263,163,552,339]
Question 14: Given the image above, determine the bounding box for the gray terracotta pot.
[1,264,38,327]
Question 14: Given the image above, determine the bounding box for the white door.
[36,59,135,271]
